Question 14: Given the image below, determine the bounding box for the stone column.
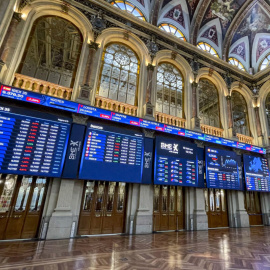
[77,41,99,104]
[254,107,264,145]
[46,179,76,239]
[193,188,208,230]
[226,95,237,139]
[0,12,21,78]
[134,185,154,234]
[144,63,155,120]
[191,81,201,131]
[260,192,270,225]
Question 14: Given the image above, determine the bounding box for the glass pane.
[15,177,33,212]
[98,43,139,105]
[221,189,226,212]
[117,183,126,212]
[169,187,175,212]
[209,189,214,211]
[30,177,47,211]
[204,189,209,212]
[83,181,95,211]
[177,187,183,212]
[95,182,105,212]
[162,186,168,212]
[154,185,160,212]
[215,189,220,211]
[0,175,17,213]
[106,182,116,212]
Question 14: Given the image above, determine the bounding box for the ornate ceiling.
[116,0,270,74]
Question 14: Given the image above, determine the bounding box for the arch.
[97,42,140,106]
[198,78,221,128]
[155,62,184,118]
[158,23,186,42]
[4,0,93,95]
[153,50,193,124]
[95,28,150,116]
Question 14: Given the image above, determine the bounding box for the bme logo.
[161,142,178,154]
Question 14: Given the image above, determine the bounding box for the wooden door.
[0,174,48,240]
[153,185,184,231]
[205,189,229,228]
[78,181,127,235]
[244,191,263,226]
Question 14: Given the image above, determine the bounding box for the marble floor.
[0,227,269,270]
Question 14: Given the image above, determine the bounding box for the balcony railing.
[95,96,138,116]
[201,124,224,137]
[13,73,73,100]
[237,133,254,145]
[155,112,186,128]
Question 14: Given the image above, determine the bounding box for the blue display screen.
[0,104,71,177]
[79,123,144,183]
[0,85,266,155]
[205,147,242,190]
[154,136,198,187]
[243,155,270,192]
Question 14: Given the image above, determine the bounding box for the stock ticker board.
[0,104,71,177]
[243,155,270,192]
[79,123,144,183]
[205,147,243,190]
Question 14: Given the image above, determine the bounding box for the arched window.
[156,63,183,118]
[111,1,146,21]
[197,42,219,58]
[265,92,270,132]
[98,43,140,106]
[159,24,186,41]
[231,91,250,136]
[228,58,246,71]
[259,53,270,71]
[18,16,83,88]
[198,79,220,128]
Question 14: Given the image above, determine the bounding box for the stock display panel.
[243,155,270,192]
[0,104,71,177]
[154,136,198,187]
[79,123,144,183]
[205,147,242,190]
[0,85,266,154]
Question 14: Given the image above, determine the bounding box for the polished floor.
[0,227,270,270]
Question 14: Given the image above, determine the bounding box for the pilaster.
[193,188,208,230]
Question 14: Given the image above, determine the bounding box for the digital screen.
[0,104,71,177]
[0,85,266,154]
[154,136,198,187]
[205,147,242,190]
[243,155,270,192]
[79,123,144,183]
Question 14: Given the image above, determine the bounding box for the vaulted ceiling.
[112,0,270,74]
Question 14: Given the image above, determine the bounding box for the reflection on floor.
[0,227,269,270]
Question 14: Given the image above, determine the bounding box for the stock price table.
[243,155,270,192]
[0,105,70,177]
[205,148,242,190]
[79,124,144,183]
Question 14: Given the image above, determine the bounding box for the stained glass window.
[228,57,246,71]
[98,43,140,106]
[111,1,146,21]
[156,63,183,117]
[197,42,219,58]
[159,24,186,41]
[19,16,83,88]
[198,78,220,128]
[259,54,270,71]
[231,91,250,136]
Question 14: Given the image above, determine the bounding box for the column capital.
[12,12,22,23]
[226,95,231,101]
[88,41,99,51]
[191,81,198,88]
[147,63,155,71]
